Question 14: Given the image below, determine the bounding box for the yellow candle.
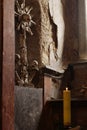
[63,87,71,126]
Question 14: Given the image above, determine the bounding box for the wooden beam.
[0,0,3,129]
[2,0,15,130]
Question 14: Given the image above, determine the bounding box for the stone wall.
[15,86,43,130]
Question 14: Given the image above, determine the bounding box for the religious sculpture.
[15,0,65,87]
[15,0,36,86]
[49,0,65,73]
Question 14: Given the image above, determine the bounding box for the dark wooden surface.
[38,99,87,130]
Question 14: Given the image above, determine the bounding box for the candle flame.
[66,87,68,91]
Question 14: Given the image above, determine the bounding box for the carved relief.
[15,0,37,86]
[15,0,79,87]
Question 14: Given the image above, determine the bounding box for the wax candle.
[63,87,71,127]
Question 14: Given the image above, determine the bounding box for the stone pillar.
[78,0,87,59]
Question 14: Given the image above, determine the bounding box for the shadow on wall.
[62,0,79,64]
[37,101,63,130]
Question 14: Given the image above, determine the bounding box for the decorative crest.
[15,0,36,35]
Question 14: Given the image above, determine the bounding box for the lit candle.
[63,87,71,127]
